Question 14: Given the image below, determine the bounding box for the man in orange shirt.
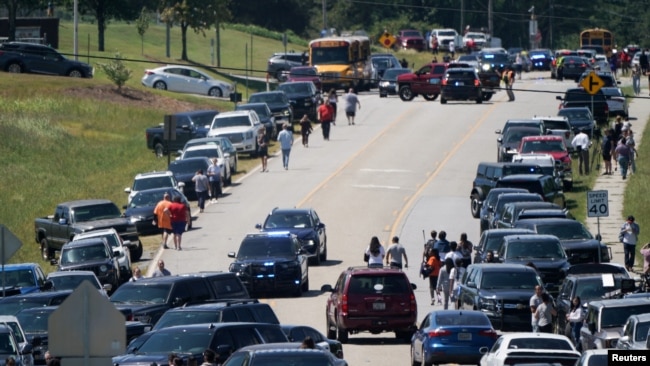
[153,193,172,249]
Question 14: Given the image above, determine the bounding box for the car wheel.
[131,241,143,262]
[470,194,481,218]
[301,276,309,292]
[68,69,83,77]
[320,241,327,262]
[399,85,415,101]
[186,208,192,231]
[208,87,223,97]
[154,142,164,158]
[336,321,349,343]
[422,93,438,101]
[440,97,447,104]
[7,63,22,73]
[40,238,54,260]
[153,81,167,90]
[476,97,483,104]
[564,180,573,191]
[326,317,337,339]
[411,346,421,366]
[396,331,412,343]
[231,156,238,174]
[379,93,386,98]
[482,93,493,101]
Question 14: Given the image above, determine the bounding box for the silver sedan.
[141,65,233,98]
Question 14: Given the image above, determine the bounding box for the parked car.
[321,266,417,343]
[0,315,34,366]
[286,66,322,91]
[123,170,183,205]
[495,119,546,143]
[141,65,233,97]
[0,290,72,316]
[0,264,50,296]
[145,110,216,157]
[440,67,483,104]
[557,107,596,137]
[207,110,263,157]
[0,324,30,366]
[493,201,562,229]
[228,232,309,297]
[577,71,619,87]
[248,91,294,130]
[574,349,609,366]
[581,298,650,350]
[395,30,426,51]
[0,41,93,78]
[487,192,544,231]
[72,228,133,282]
[46,271,111,298]
[556,88,609,124]
[54,237,122,292]
[478,188,528,233]
[528,48,554,70]
[473,228,535,263]
[479,332,580,366]
[235,103,277,141]
[178,144,232,186]
[281,325,344,359]
[255,207,327,265]
[463,32,488,50]
[266,51,307,80]
[276,81,321,122]
[458,264,543,331]
[616,313,650,350]
[183,136,238,174]
[222,343,347,366]
[167,157,211,200]
[532,116,575,153]
[123,187,192,235]
[411,310,498,366]
[557,56,590,81]
[378,68,411,97]
[601,86,629,118]
[518,135,573,190]
[497,126,544,162]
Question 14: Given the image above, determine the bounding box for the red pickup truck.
[397,62,501,102]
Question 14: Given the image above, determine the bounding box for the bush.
[97,53,132,91]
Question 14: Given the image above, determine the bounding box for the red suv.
[518,135,573,190]
[320,266,417,343]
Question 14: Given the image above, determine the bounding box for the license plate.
[458,333,472,341]
[455,81,465,86]
[373,302,386,310]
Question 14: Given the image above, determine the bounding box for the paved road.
[144,72,646,365]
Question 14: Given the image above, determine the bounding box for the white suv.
[72,228,134,280]
[207,110,263,157]
[124,171,184,203]
[0,315,34,366]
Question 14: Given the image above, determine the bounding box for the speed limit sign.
[587,190,609,218]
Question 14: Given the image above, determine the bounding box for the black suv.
[497,234,571,295]
[513,218,610,264]
[255,207,327,265]
[469,162,543,218]
[248,91,294,129]
[457,263,544,331]
[493,201,561,229]
[473,228,535,263]
[440,67,483,104]
[495,174,566,208]
[228,232,309,297]
[0,42,94,78]
[557,88,609,124]
[321,266,418,343]
[528,49,554,70]
[487,192,544,231]
[479,188,528,233]
[266,51,308,79]
[152,299,279,331]
[110,272,249,325]
[276,81,321,121]
[55,237,122,291]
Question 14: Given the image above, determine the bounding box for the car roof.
[172,110,218,117]
[130,187,182,197]
[169,156,211,165]
[134,171,174,179]
[588,297,650,308]
[515,218,578,226]
[344,265,409,276]
[502,234,561,243]
[521,135,564,142]
[497,332,576,342]
[627,313,650,322]
[566,263,629,277]
[0,289,73,301]
[183,144,222,152]
[269,207,312,215]
[62,237,108,249]
[165,299,260,312]
[1,263,41,271]
[155,322,278,333]
[74,228,119,238]
[482,228,536,236]
[467,263,539,273]
[59,199,113,208]
[214,110,253,118]
[497,174,546,181]
[47,270,98,278]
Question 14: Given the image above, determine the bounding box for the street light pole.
[322,0,328,34]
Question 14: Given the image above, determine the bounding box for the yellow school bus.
[580,28,614,57]
[309,36,372,91]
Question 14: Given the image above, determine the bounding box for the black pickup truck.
[145,110,217,157]
[34,199,141,261]
[557,88,609,125]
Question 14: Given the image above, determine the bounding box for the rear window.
[446,71,476,79]
[543,120,570,130]
[209,277,249,298]
[435,313,490,326]
[564,90,606,102]
[480,271,540,290]
[534,223,592,240]
[601,305,650,328]
[507,337,573,350]
[213,115,252,128]
[348,274,411,295]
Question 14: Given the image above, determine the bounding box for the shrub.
[97,53,133,91]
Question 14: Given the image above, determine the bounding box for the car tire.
[482,93,493,101]
[440,97,447,104]
[40,238,54,260]
[68,69,84,77]
[226,171,232,185]
[301,276,309,292]
[231,156,238,174]
[422,93,438,101]
[379,93,386,98]
[131,241,143,262]
[411,346,421,366]
[470,193,481,218]
[7,63,22,73]
[153,81,167,90]
[336,321,349,343]
[396,331,412,343]
[399,85,415,101]
[311,250,321,266]
[186,208,192,231]
[208,87,223,98]
[320,241,327,263]
[564,180,573,191]
[154,142,164,158]
[476,97,483,104]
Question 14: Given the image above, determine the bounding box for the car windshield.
[558,110,591,120]
[481,54,509,63]
[136,328,214,354]
[111,284,171,304]
[17,311,51,333]
[601,305,650,328]
[601,88,622,97]
[506,241,565,259]
[3,270,35,288]
[506,337,573,350]
[438,31,456,36]
[236,239,295,259]
[348,274,410,295]
[278,83,310,94]
[290,67,317,76]
[213,116,252,128]
[535,223,592,240]
[60,244,109,265]
[382,69,410,80]
[574,277,622,300]
[183,148,221,160]
[86,232,123,249]
[634,321,650,342]
[48,274,101,290]
[252,354,332,366]
[480,271,541,290]
[264,213,312,229]
[169,160,207,175]
[133,177,174,191]
[130,191,165,208]
[502,165,543,175]
[154,311,220,331]
[238,105,269,118]
[373,58,392,68]
[521,140,566,153]
[434,313,491,326]
[0,333,17,354]
[249,94,285,104]
[504,128,540,144]
[73,203,122,222]
[543,120,570,130]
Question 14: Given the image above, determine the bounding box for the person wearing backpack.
[423,230,437,262]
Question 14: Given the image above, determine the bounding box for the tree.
[97,52,132,92]
[136,7,150,55]
[159,0,230,61]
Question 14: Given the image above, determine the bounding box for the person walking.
[129,266,144,282]
[364,236,385,267]
[166,195,187,250]
[601,128,614,175]
[632,64,642,96]
[433,230,450,257]
[437,258,453,309]
[343,88,361,125]
[327,88,338,122]
[459,233,472,268]
[625,129,637,175]
[317,99,334,141]
[614,137,632,179]
[430,35,439,55]
[530,285,544,332]
[566,296,584,347]
[277,123,294,170]
[386,236,408,269]
[206,157,221,203]
[423,230,437,262]
[514,53,523,79]
[444,241,463,266]
[448,40,455,59]
[640,242,650,274]
[425,248,442,305]
[620,215,640,272]
[153,192,172,249]
[571,128,591,175]
[299,114,313,147]
[152,259,172,277]
[257,127,269,172]
[503,66,515,101]
[640,49,649,75]
[535,292,557,333]
[192,169,210,212]
[448,258,465,309]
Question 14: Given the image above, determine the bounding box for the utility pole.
[322,0,327,34]
[549,0,554,49]
[460,0,464,34]
[488,0,493,39]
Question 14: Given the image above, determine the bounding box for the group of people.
[601,116,637,180]
[419,230,474,308]
[191,158,223,212]
[153,192,189,250]
[363,236,409,270]
[128,260,171,282]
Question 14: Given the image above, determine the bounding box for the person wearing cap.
[206,157,221,203]
[620,215,640,272]
[153,192,173,249]
[571,128,591,175]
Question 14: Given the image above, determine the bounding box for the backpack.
[424,239,435,254]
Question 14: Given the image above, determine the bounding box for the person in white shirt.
[444,242,463,267]
[365,236,385,267]
[277,123,294,170]
[448,258,465,309]
[571,128,590,175]
[566,296,584,346]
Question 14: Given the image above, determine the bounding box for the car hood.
[279,91,313,100]
[112,303,169,315]
[172,171,195,183]
[477,288,532,301]
[263,102,291,112]
[505,258,568,270]
[560,238,601,248]
[75,218,132,231]
[208,126,251,135]
[234,256,297,264]
[59,259,114,271]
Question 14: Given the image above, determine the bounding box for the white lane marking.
[352,184,401,190]
[360,168,412,173]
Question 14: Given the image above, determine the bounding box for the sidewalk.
[585,76,650,272]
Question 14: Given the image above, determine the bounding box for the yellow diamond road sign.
[379,32,396,49]
[580,71,605,95]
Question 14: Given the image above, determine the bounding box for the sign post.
[587,190,609,262]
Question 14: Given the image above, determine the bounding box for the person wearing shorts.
[601,128,614,175]
[153,192,172,249]
[343,88,361,125]
[166,195,187,250]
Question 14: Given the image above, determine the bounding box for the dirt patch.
[62,84,215,113]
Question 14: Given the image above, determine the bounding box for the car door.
[311,210,326,248]
[411,65,440,94]
[458,267,479,309]
[27,46,63,75]
[411,315,430,361]
[164,67,192,93]
[618,318,634,350]
[186,69,210,95]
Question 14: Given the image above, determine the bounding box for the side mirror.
[495,129,502,134]
[497,137,503,143]
[103,283,113,292]
[58,218,68,225]
[113,250,123,257]
[595,233,602,241]
[172,297,186,307]
[320,284,334,292]
[50,259,58,266]
[124,188,131,194]
[227,252,236,258]
[20,343,33,355]
[618,335,630,344]
[479,346,489,355]
[123,240,131,247]
[41,280,53,291]
[556,96,562,100]
[255,223,262,230]
[467,281,477,289]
